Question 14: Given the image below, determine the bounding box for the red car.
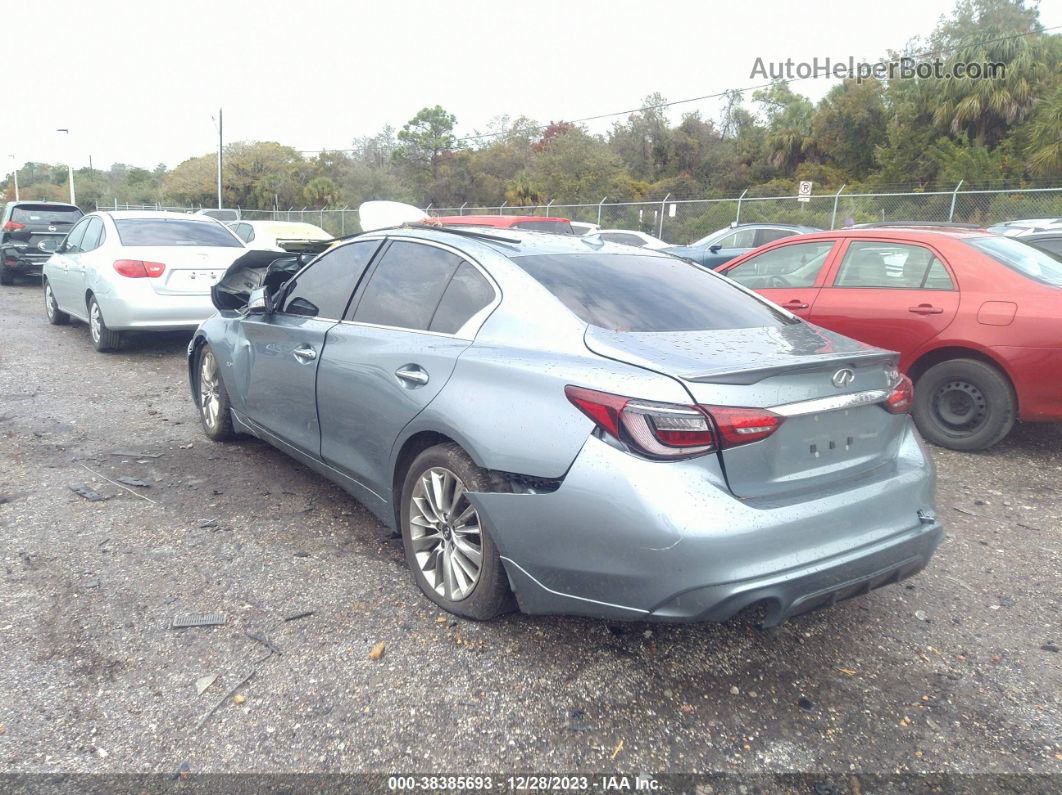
[717,226,1062,451]
[431,214,574,235]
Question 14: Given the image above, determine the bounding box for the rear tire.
[400,443,515,620]
[43,280,70,325]
[0,267,14,286]
[88,296,121,352]
[912,358,1015,451]
[196,345,236,441]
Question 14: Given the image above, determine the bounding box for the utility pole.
[216,108,223,209]
[56,129,75,205]
[8,155,18,201]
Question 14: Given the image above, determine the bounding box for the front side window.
[351,241,463,330]
[601,233,646,247]
[966,235,1062,287]
[755,228,798,246]
[512,252,793,332]
[1029,237,1062,257]
[714,228,757,249]
[725,241,835,289]
[63,219,89,252]
[114,219,243,247]
[281,240,380,319]
[834,241,952,289]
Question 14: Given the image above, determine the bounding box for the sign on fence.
[798,181,813,203]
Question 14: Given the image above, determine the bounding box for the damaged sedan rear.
[188,225,943,626]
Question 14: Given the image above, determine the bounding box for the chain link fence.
[100,186,1062,243]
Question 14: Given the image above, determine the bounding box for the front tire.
[88,296,121,352]
[0,267,14,286]
[912,358,1015,451]
[400,443,514,620]
[43,280,70,325]
[197,345,236,441]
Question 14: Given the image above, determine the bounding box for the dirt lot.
[0,280,1059,777]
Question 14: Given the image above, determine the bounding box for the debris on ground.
[195,674,218,696]
[198,519,218,528]
[915,610,928,621]
[368,642,386,660]
[109,451,162,458]
[245,632,283,657]
[799,697,815,712]
[116,476,152,488]
[284,610,315,622]
[233,693,246,705]
[171,613,227,629]
[611,739,624,760]
[69,484,107,501]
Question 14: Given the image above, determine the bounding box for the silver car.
[42,211,246,351]
[189,227,942,625]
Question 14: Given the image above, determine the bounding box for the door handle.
[292,345,317,363]
[395,366,429,386]
[783,300,810,310]
[909,304,943,315]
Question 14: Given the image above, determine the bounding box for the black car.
[1022,230,1062,258]
[1,201,84,285]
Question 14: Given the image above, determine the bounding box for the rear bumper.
[97,289,218,331]
[1,246,48,274]
[470,423,941,625]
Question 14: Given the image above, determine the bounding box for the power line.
[450,23,1062,144]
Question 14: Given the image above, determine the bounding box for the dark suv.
[1,201,84,285]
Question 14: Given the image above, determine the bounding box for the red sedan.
[717,226,1062,451]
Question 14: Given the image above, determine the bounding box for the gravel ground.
[0,280,1059,777]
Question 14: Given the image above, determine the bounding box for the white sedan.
[42,211,247,352]
[228,220,333,250]
[592,229,670,249]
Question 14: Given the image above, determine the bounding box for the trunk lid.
[122,246,244,296]
[584,323,906,499]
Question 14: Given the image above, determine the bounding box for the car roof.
[8,200,80,208]
[432,215,571,227]
[98,210,227,221]
[792,226,992,242]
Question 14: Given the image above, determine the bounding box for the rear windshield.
[114,219,242,247]
[513,220,574,235]
[512,252,793,331]
[11,205,83,224]
[966,236,1062,287]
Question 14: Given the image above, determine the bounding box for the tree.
[303,176,340,208]
[753,82,815,173]
[394,105,458,201]
[810,79,887,179]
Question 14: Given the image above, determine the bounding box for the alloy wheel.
[409,466,483,601]
[199,350,221,431]
[45,284,56,321]
[89,302,102,344]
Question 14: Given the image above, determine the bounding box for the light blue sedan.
[189,225,941,624]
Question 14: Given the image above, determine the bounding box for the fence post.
[948,180,964,222]
[545,199,554,217]
[830,184,847,230]
[735,188,748,224]
[597,196,607,226]
[658,193,671,240]
[459,202,467,216]
[499,200,507,216]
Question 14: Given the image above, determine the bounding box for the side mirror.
[55,242,67,253]
[709,244,722,253]
[245,286,274,317]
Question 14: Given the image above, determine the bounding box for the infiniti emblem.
[831,368,855,388]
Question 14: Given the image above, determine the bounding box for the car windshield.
[690,227,732,247]
[11,205,83,223]
[966,236,1062,287]
[114,219,243,247]
[512,252,794,332]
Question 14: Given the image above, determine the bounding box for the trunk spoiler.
[685,350,897,385]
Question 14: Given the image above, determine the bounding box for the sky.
[5,0,1031,172]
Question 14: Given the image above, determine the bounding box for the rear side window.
[1030,237,1062,257]
[512,253,793,332]
[966,236,1062,287]
[429,262,495,334]
[282,240,380,319]
[11,205,83,224]
[755,228,798,246]
[835,242,952,289]
[114,219,243,247]
[80,218,105,252]
[725,241,834,289]
[351,241,463,330]
[64,219,89,252]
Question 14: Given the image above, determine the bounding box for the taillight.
[2,221,25,231]
[113,259,166,278]
[702,405,784,446]
[884,373,914,414]
[565,386,784,459]
[566,385,715,458]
